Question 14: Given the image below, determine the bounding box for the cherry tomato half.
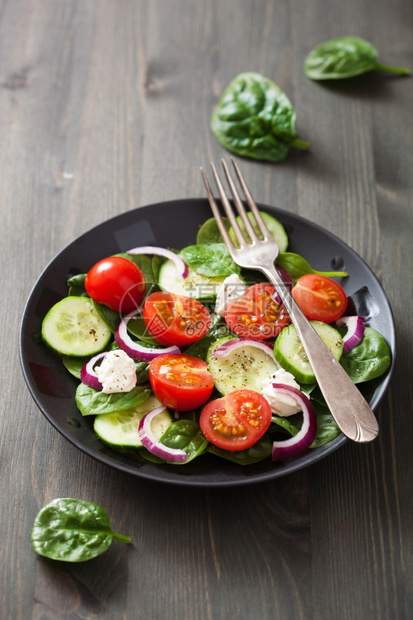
[200,389,272,451]
[143,292,211,347]
[85,256,146,314]
[149,354,214,411]
[224,282,290,340]
[291,274,348,323]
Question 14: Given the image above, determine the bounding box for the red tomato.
[291,274,348,323]
[224,282,290,340]
[200,389,272,451]
[149,354,214,411]
[85,256,145,313]
[143,292,211,347]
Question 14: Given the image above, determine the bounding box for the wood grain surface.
[1,1,412,618]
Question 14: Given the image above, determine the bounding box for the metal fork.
[200,158,379,443]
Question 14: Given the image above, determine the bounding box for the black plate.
[20,199,395,487]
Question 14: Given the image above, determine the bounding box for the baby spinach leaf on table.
[76,383,151,416]
[304,37,410,80]
[277,252,348,283]
[211,72,309,163]
[209,434,273,465]
[340,327,391,383]
[160,420,209,463]
[180,243,241,277]
[31,498,130,562]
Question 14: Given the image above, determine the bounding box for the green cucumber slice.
[229,211,289,252]
[94,396,172,451]
[273,321,343,384]
[42,296,112,357]
[158,259,225,300]
[207,336,280,395]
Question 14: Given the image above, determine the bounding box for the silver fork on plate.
[200,158,379,443]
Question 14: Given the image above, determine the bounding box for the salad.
[40,211,392,467]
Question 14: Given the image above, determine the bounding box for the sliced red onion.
[79,351,107,390]
[271,384,317,461]
[211,337,279,362]
[115,311,180,361]
[126,246,188,279]
[138,407,188,462]
[336,315,366,354]
[271,266,294,304]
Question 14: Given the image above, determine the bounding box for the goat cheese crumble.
[214,274,247,316]
[262,368,309,417]
[95,350,137,394]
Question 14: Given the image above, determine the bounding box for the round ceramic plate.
[20,199,395,487]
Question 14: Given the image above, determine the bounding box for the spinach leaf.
[277,252,348,283]
[160,420,209,463]
[208,433,272,464]
[304,37,410,80]
[76,383,151,416]
[67,273,87,297]
[93,300,120,333]
[271,395,341,448]
[340,327,391,383]
[180,243,240,277]
[31,498,130,562]
[196,216,230,245]
[62,355,88,379]
[211,72,309,163]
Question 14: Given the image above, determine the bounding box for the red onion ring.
[271,384,317,461]
[115,310,181,361]
[336,315,365,354]
[138,407,188,462]
[211,337,278,362]
[79,351,108,390]
[126,246,188,279]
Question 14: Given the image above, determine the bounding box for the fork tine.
[200,167,235,250]
[231,157,271,241]
[221,159,260,243]
[209,162,247,248]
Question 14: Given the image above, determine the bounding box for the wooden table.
[1,1,412,618]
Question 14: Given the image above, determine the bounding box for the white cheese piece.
[261,368,309,417]
[95,350,137,394]
[214,274,247,316]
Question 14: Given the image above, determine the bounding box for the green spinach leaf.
[277,252,348,283]
[208,433,272,464]
[31,498,130,562]
[211,72,309,162]
[340,327,391,383]
[76,383,151,416]
[160,420,209,463]
[180,243,240,277]
[196,216,230,245]
[67,273,87,297]
[304,37,410,80]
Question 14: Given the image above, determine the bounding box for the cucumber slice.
[207,337,280,395]
[42,296,112,357]
[158,259,225,300]
[94,395,172,451]
[229,211,289,252]
[273,321,343,384]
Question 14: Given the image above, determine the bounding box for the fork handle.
[262,264,379,443]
